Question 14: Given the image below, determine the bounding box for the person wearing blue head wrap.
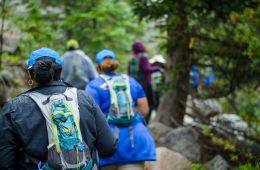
[86,49,156,170]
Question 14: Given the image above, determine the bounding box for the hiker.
[189,64,216,91]
[203,66,216,87]
[149,54,166,111]
[0,47,116,169]
[128,40,161,123]
[86,49,156,170]
[190,64,200,88]
[61,39,98,90]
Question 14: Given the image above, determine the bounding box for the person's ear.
[27,70,34,86]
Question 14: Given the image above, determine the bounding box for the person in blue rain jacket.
[86,49,156,170]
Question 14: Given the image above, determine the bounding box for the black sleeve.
[88,96,117,158]
[0,101,19,169]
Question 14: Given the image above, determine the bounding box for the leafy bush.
[191,163,205,170]
[234,163,260,170]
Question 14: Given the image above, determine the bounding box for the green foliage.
[131,0,260,93]
[202,125,236,152]
[4,0,146,72]
[191,163,205,170]
[192,163,260,170]
[60,0,146,72]
[131,0,260,128]
[221,88,260,135]
[234,163,260,170]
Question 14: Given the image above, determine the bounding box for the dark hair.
[68,47,76,51]
[29,57,62,85]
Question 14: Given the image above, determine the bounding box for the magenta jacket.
[128,53,161,88]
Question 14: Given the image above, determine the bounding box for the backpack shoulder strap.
[22,91,54,144]
[63,87,79,117]
[99,74,116,105]
[121,74,133,105]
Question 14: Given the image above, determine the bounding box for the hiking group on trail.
[0,40,163,170]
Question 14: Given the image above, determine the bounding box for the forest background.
[0,0,259,169]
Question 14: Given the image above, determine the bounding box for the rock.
[186,95,222,117]
[0,70,15,87]
[161,127,201,162]
[145,147,191,170]
[148,122,172,145]
[205,155,229,170]
[0,21,21,53]
[184,115,201,127]
[212,114,248,132]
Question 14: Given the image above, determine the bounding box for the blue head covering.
[27,47,62,69]
[96,49,116,64]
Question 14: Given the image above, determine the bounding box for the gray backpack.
[25,88,96,170]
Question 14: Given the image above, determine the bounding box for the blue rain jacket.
[86,73,156,166]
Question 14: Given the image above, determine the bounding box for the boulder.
[145,147,191,170]
[211,114,248,133]
[161,127,201,162]
[148,122,172,145]
[0,21,21,53]
[205,155,229,170]
[186,95,222,118]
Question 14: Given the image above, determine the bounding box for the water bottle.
[117,88,128,117]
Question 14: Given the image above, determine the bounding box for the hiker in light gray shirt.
[61,39,98,90]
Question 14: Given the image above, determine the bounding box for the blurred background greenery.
[0,0,259,169]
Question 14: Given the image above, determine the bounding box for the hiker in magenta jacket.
[86,49,156,170]
[128,40,161,123]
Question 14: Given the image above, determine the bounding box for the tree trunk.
[156,2,191,127]
[0,0,6,70]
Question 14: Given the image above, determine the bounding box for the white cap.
[149,54,166,64]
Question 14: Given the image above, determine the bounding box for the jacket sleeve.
[89,96,116,158]
[83,56,98,81]
[0,101,20,169]
[86,82,100,105]
[140,56,161,73]
[61,55,70,81]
